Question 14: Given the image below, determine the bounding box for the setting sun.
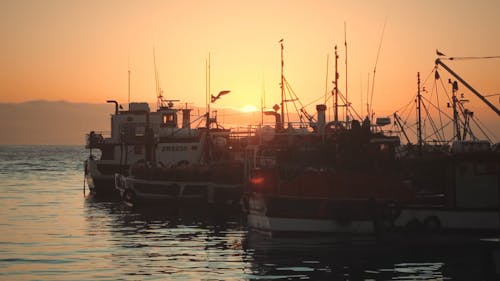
[240,105,258,113]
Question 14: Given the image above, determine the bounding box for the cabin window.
[379,143,389,152]
[162,113,176,127]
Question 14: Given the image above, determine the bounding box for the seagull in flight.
[211,90,231,103]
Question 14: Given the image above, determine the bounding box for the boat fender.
[334,207,352,226]
[123,189,137,206]
[381,201,401,221]
[423,216,442,232]
[405,218,423,232]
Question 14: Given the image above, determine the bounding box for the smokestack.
[316,104,327,134]
[182,109,192,129]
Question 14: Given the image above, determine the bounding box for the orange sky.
[1,0,499,126]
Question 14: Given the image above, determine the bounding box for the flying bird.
[211,90,231,103]
[436,49,445,56]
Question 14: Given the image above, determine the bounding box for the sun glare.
[240,105,258,112]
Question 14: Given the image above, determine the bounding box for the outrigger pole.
[435,58,500,117]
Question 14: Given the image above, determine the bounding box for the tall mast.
[344,22,349,123]
[450,80,461,141]
[334,45,339,123]
[128,69,131,106]
[416,72,422,155]
[205,54,211,128]
[280,39,285,127]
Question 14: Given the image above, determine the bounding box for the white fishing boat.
[112,67,248,206]
[85,101,158,195]
[115,160,244,206]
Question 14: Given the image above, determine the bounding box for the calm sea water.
[0,145,497,280]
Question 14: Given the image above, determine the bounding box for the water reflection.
[2,145,496,280]
[83,196,497,280]
[84,197,250,280]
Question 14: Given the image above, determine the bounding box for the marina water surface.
[0,145,497,280]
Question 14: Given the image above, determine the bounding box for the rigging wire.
[420,100,445,143]
[420,95,454,143]
[431,74,446,141]
[337,89,362,121]
[368,15,388,118]
[283,77,310,126]
[471,116,496,143]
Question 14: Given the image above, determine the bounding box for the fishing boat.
[392,57,500,233]
[241,42,415,235]
[113,106,246,206]
[113,57,249,206]
[85,101,158,195]
[85,56,246,198]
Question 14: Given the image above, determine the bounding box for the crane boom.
[435,59,500,117]
[393,113,411,144]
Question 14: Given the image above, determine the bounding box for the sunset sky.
[1,0,499,129]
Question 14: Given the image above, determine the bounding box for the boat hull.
[247,214,375,234]
[394,206,500,231]
[115,174,243,207]
[243,193,397,235]
[85,158,125,196]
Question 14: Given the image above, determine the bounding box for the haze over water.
[0,145,495,280]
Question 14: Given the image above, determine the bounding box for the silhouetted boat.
[112,59,249,206]
[85,101,170,195]
[113,103,246,207]
[241,42,415,235]
[392,59,500,233]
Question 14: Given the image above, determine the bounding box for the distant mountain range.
[2,100,497,145]
[0,100,261,145]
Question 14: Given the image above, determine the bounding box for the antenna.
[205,54,211,128]
[127,56,131,108]
[369,16,388,118]
[324,54,330,104]
[128,69,131,106]
[153,48,163,109]
[360,73,363,117]
[366,72,370,116]
[261,72,266,126]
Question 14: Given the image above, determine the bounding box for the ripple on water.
[0,145,495,280]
